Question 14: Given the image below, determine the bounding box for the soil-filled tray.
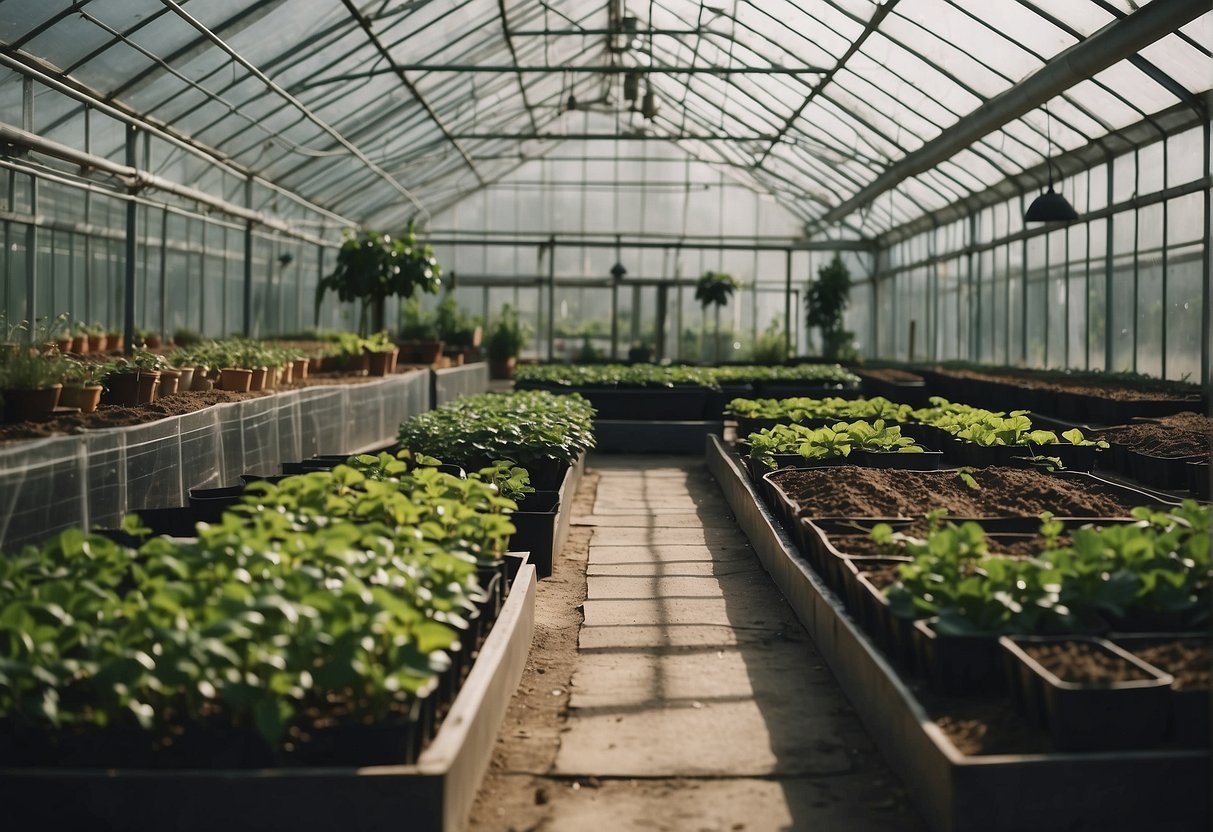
[764,466,1171,521]
[706,435,1209,832]
[595,419,724,453]
[0,564,537,832]
[1108,634,1211,748]
[562,386,713,421]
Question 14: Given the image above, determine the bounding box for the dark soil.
[930,367,1201,403]
[769,467,1140,518]
[1023,640,1154,684]
[1098,412,1212,457]
[930,694,1052,756]
[0,372,390,441]
[1125,639,1211,692]
[859,367,923,383]
[860,562,903,590]
[832,533,1066,560]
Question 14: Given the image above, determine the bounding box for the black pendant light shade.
[1024,186,1077,222]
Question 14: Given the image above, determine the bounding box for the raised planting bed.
[506,452,584,578]
[706,435,1209,832]
[917,366,1205,426]
[857,367,930,408]
[0,563,537,832]
[0,370,431,551]
[1095,413,1213,492]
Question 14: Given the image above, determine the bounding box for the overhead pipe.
[816,0,1208,230]
[0,123,333,247]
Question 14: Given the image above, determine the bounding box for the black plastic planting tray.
[706,435,1208,832]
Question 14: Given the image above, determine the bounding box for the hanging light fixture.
[623,71,640,103]
[610,261,627,281]
[1024,105,1078,223]
[566,91,578,112]
[641,84,659,120]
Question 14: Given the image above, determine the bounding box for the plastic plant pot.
[135,370,160,404]
[1,384,62,423]
[914,617,1005,695]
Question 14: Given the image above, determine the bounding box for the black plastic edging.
[705,434,1209,832]
[0,563,537,832]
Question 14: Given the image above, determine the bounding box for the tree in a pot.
[486,304,530,380]
[805,254,857,361]
[694,271,740,364]
[315,221,442,337]
[0,348,67,422]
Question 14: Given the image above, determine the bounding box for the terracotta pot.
[144,335,161,349]
[218,368,253,392]
[292,357,310,381]
[410,340,445,364]
[174,367,195,392]
[346,354,370,376]
[249,367,267,391]
[108,335,124,353]
[262,367,277,390]
[88,334,108,353]
[54,338,72,353]
[191,367,213,391]
[59,384,103,414]
[72,335,89,354]
[136,370,160,404]
[2,384,62,423]
[489,356,517,380]
[367,348,399,377]
[159,368,182,397]
[280,363,293,386]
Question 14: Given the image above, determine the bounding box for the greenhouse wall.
[871,122,1209,382]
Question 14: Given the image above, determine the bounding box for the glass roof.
[1,0,1207,239]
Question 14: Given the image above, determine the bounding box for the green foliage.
[514,363,860,390]
[169,338,305,371]
[0,348,69,390]
[398,296,440,341]
[693,271,740,309]
[805,254,855,360]
[912,397,1108,449]
[316,223,442,336]
[747,419,922,471]
[881,502,1212,636]
[486,305,530,360]
[726,395,910,423]
[433,296,482,346]
[749,318,789,364]
[398,390,596,471]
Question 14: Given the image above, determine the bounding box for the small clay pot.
[158,368,182,397]
[72,335,89,354]
[88,334,108,353]
[218,368,253,392]
[108,335,124,353]
[144,335,161,349]
[59,384,103,414]
[174,367,195,392]
[249,367,267,392]
[136,370,160,404]
[2,384,62,422]
[292,357,309,381]
[191,367,213,391]
[279,364,293,386]
[367,349,399,377]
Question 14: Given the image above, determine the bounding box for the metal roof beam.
[817,0,1207,230]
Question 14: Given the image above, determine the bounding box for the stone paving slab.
[586,544,754,565]
[543,777,914,832]
[577,623,787,650]
[588,526,748,547]
[553,696,850,777]
[574,513,737,528]
[581,597,797,630]
[586,560,764,578]
[586,572,783,600]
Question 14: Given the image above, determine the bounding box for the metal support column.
[546,236,556,362]
[1201,119,1211,401]
[784,249,794,358]
[123,124,137,355]
[610,281,619,361]
[242,177,254,337]
[1105,153,1116,371]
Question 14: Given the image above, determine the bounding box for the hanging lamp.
[1024,106,1077,223]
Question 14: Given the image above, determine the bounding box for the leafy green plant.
[747,419,922,471]
[805,254,855,360]
[434,295,482,347]
[694,271,740,362]
[0,348,68,390]
[514,364,860,390]
[912,397,1108,450]
[316,223,442,337]
[398,296,440,341]
[486,305,530,361]
[749,317,788,364]
[726,395,910,423]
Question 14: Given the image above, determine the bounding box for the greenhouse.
[0,1,1209,830]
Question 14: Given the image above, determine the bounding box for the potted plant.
[486,305,529,380]
[60,358,108,413]
[397,296,444,364]
[434,294,483,361]
[805,254,857,361]
[363,331,400,376]
[102,350,165,405]
[107,326,125,353]
[85,322,108,354]
[0,348,66,422]
[316,221,442,337]
[694,271,740,364]
[137,328,161,350]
